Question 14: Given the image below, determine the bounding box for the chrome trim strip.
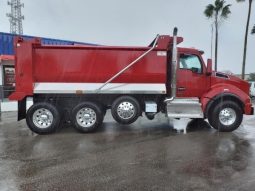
[34,83,166,95]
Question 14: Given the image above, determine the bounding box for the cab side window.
[179,54,202,74]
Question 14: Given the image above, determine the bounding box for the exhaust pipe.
[165,27,178,102]
[171,27,178,98]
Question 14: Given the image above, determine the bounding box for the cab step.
[166,98,204,118]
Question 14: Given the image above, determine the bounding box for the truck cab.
[167,29,253,132]
[177,48,209,98]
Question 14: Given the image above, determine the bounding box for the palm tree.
[237,0,253,79]
[204,0,231,71]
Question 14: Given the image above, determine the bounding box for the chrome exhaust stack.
[165,27,178,102]
[171,27,178,99]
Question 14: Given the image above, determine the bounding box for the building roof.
[0,32,95,55]
[0,55,14,62]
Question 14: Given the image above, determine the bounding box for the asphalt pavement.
[0,110,255,191]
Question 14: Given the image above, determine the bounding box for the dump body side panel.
[33,47,167,83]
[9,36,171,101]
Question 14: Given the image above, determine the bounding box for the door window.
[179,54,202,74]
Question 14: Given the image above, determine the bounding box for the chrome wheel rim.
[33,108,53,129]
[76,108,97,128]
[117,102,135,119]
[219,108,236,126]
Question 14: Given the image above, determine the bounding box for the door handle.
[178,87,186,91]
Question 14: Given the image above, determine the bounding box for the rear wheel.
[26,103,60,134]
[71,102,104,133]
[111,96,141,125]
[208,101,243,132]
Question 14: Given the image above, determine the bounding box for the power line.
[6,0,24,34]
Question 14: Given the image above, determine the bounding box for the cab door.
[176,53,208,98]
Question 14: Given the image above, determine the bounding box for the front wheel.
[208,101,243,132]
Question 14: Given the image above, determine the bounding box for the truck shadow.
[94,118,213,135]
[59,118,213,135]
[186,119,212,132]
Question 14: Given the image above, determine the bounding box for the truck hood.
[211,72,250,95]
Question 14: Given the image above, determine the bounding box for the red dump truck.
[9,28,254,134]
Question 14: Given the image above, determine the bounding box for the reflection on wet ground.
[0,111,255,191]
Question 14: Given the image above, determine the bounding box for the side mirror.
[206,59,212,75]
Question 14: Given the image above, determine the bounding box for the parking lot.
[0,106,255,191]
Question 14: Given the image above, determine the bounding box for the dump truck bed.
[33,45,167,83]
[9,35,185,100]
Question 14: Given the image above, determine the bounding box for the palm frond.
[204,4,215,18]
[215,0,224,11]
[221,4,231,18]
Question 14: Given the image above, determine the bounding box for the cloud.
[0,0,254,74]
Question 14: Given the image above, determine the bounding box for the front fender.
[201,83,252,115]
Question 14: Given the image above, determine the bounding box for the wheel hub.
[33,108,53,129]
[84,113,91,119]
[76,108,97,128]
[117,102,135,119]
[219,108,236,126]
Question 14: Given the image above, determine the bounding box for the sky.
[0,0,254,74]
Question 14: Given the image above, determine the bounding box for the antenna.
[6,0,24,34]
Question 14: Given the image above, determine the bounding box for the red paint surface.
[33,48,166,83]
[200,73,252,115]
[176,48,210,98]
[8,36,253,115]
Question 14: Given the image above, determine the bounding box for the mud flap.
[18,98,26,121]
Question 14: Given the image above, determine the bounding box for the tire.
[208,101,243,132]
[26,102,60,135]
[71,102,104,133]
[111,96,141,125]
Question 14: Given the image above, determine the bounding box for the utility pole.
[6,0,24,35]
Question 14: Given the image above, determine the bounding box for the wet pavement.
[0,110,255,191]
